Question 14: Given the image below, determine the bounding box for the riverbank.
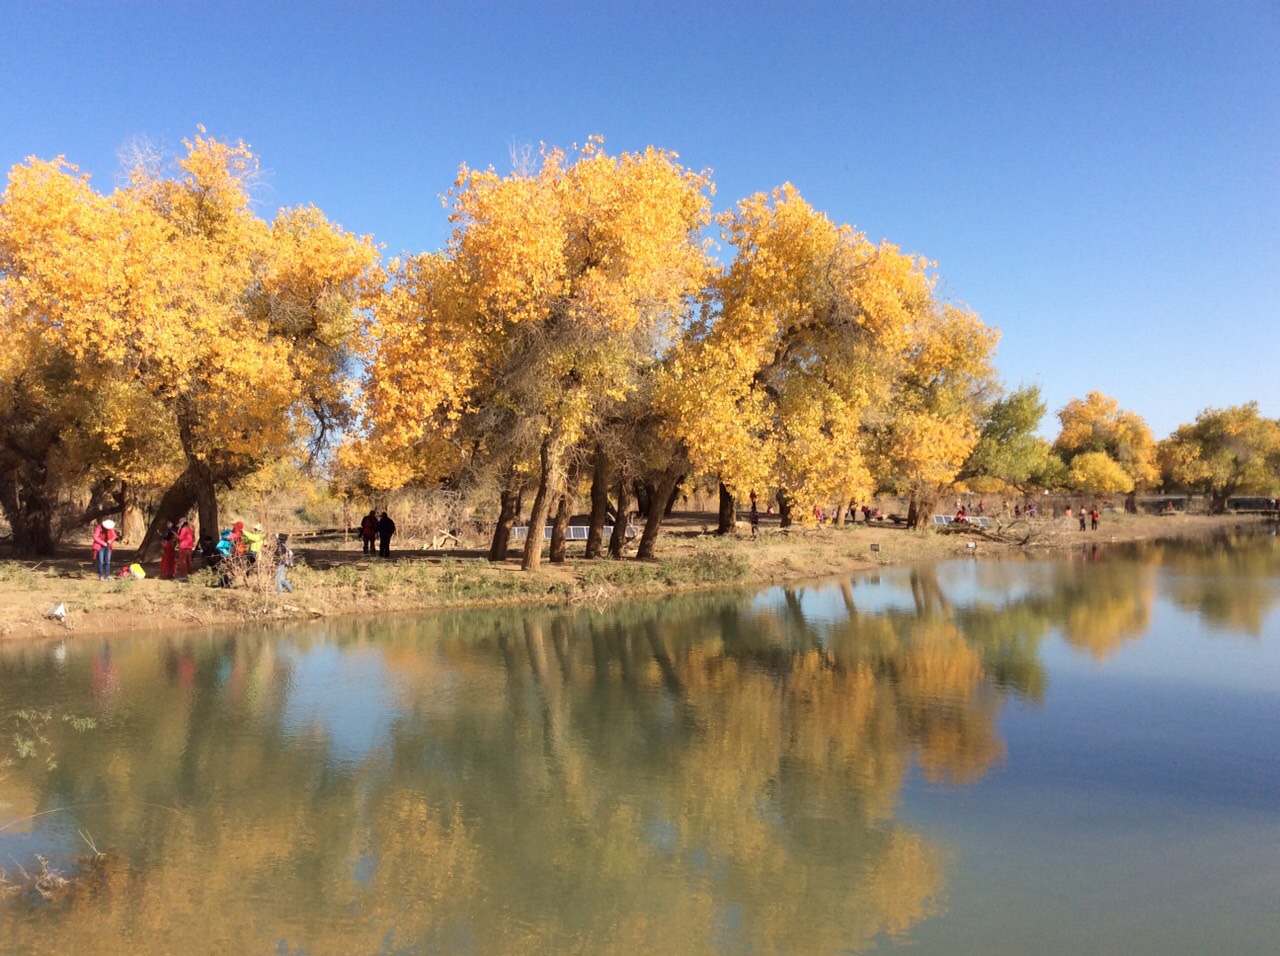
[0,511,1270,642]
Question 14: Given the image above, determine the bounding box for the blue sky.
[3,1,1276,438]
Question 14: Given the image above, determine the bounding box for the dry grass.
[0,511,1268,642]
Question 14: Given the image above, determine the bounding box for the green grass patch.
[436,560,548,601]
[579,551,750,589]
[658,551,751,586]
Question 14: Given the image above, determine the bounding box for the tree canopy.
[3,131,1275,560]
[1159,403,1280,512]
[0,133,381,555]
[1052,391,1158,498]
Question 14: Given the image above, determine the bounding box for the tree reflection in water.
[0,533,1275,953]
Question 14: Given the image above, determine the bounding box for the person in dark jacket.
[377,511,396,558]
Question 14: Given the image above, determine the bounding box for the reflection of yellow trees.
[1056,560,1157,659]
[0,595,974,953]
[895,623,1004,786]
[5,561,1138,953]
[3,634,487,954]
[1160,534,1280,637]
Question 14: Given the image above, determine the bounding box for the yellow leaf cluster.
[358,139,714,489]
[1054,390,1158,490]
[0,133,382,505]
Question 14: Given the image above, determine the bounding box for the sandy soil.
[0,510,1269,643]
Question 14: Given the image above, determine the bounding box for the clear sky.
[3,1,1276,438]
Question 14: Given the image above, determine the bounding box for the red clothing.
[177,525,195,550]
[92,525,117,554]
[160,540,177,579]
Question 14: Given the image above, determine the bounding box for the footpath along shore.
[0,511,1272,643]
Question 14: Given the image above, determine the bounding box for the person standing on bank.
[1079,507,1088,532]
[377,511,396,558]
[176,517,195,580]
[92,519,118,581]
[243,523,266,565]
[159,519,178,579]
[274,534,295,594]
[360,509,378,554]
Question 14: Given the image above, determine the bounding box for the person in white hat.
[93,518,119,581]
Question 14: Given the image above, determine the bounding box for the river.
[1,532,1277,954]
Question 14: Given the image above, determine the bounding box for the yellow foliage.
[1054,391,1158,490]
[362,139,715,501]
[0,133,382,530]
[1067,450,1134,493]
[661,185,934,510]
[872,303,1000,499]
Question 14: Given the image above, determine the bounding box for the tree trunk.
[120,482,146,545]
[777,490,793,528]
[907,487,939,530]
[585,443,609,559]
[549,491,572,564]
[637,466,682,560]
[607,478,630,558]
[717,482,735,534]
[664,476,684,516]
[521,431,565,571]
[137,467,197,560]
[195,469,219,542]
[1125,491,1138,514]
[835,498,850,528]
[136,459,223,560]
[0,475,58,557]
[488,487,519,561]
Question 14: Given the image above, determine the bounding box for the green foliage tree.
[957,385,1061,494]
[1159,403,1280,513]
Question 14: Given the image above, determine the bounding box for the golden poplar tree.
[660,185,993,528]
[0,134,381,555]
[871,303,1001,527]
[361,139,714,569]
[1158,403,1280,513]
[1052,391,1158,506]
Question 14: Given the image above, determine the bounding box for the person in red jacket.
[176,517,195,580]
[92,519,118,581]
[159,519,179,579]
[360,509,378,554]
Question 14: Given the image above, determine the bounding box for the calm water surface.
[1,534,1277,954]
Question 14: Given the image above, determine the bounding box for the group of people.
[1071,506,1101,531]
[90,517,295,593]
[359,510,397,557]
